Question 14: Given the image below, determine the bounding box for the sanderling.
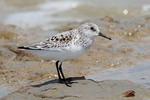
[18,23,111,87]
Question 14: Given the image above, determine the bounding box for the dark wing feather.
[18,46,42,50]
[18,30,78,51]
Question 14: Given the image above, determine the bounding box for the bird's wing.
[18,30,79,52]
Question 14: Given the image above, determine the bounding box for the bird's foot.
[58,78,74,87]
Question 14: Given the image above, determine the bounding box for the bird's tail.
[18,46,42,50]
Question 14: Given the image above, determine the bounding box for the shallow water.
[86,59,150,87]
[1,0,150,31]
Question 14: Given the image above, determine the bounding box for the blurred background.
[1,0,150,31]
[1,0,150,99]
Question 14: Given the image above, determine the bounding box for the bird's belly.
[29,48,86,61]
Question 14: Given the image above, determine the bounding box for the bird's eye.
[90,27,96,31]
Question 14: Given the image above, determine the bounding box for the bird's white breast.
[29,44,86,61]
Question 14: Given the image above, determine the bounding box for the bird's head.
[78,23,111,40]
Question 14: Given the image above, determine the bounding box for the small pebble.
[123,90,135,97]
[128,32,132,36]
[54,74,58,78]
[48,76,51,79]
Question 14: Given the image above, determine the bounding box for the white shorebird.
[18,23,111,87]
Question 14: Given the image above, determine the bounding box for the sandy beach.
[0,0,150,100]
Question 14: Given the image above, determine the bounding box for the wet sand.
[0,16,150,99]
[2,80,150,100]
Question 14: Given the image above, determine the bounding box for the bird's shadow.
[31,76,85,87]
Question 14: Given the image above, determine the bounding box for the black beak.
[98,32,112,40]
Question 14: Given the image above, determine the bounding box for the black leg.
[59,62,71,87]
[56,61,62,80]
